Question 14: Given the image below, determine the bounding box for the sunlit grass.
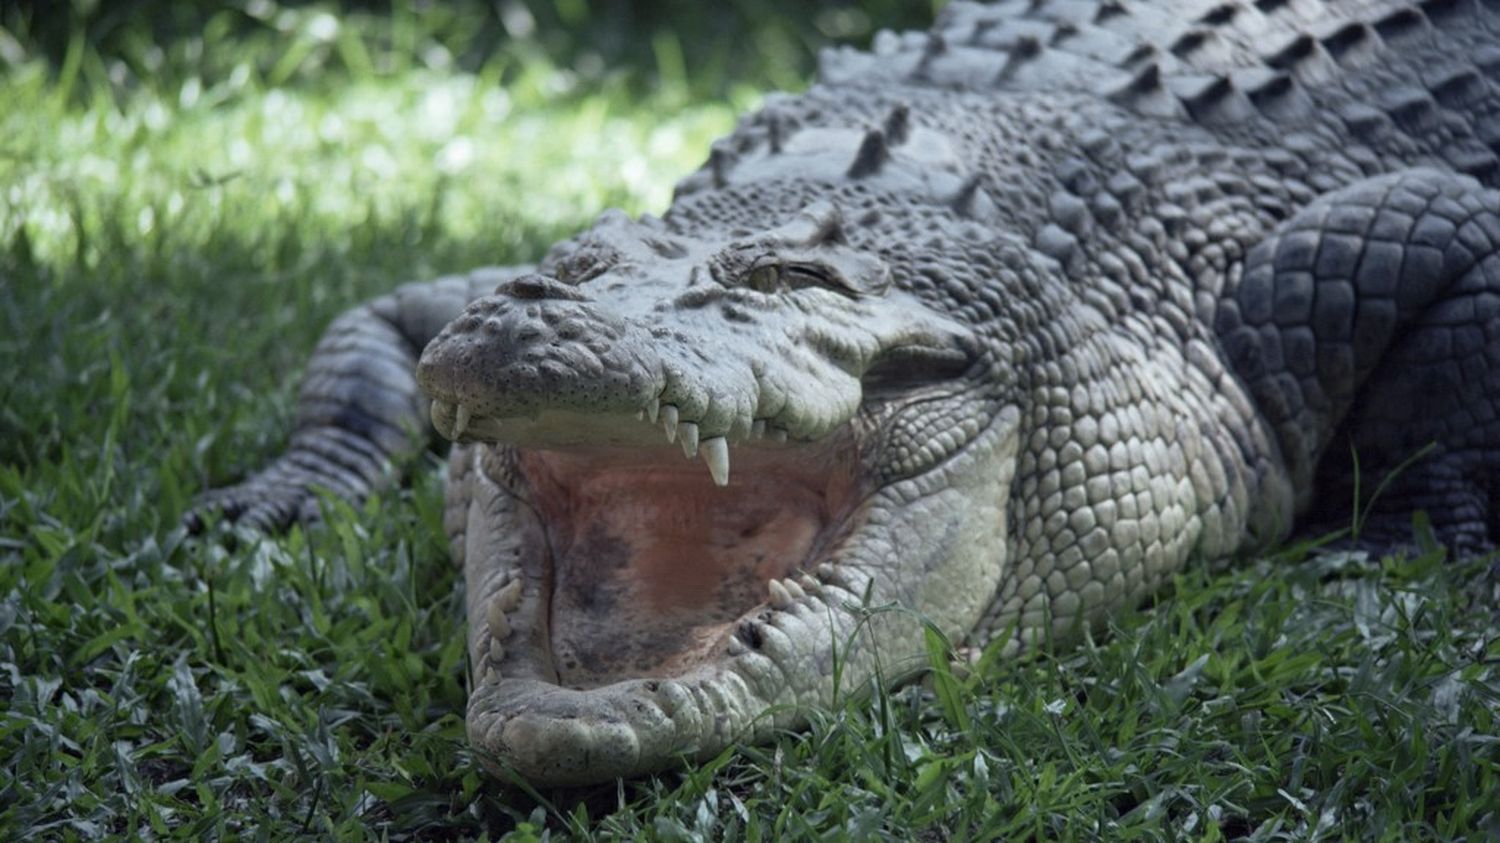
[4,2,1500,840]
[0,15,752,270]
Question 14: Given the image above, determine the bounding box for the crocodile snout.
[416,283,638,405]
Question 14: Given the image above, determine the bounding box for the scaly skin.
[192,0,1500,784]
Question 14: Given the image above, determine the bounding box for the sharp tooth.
[679,422,699,458]
[495,579,522,612]
[770,427,788,444]
[635,410,644,420]
[799,574,821,593]
[453,403,472,439]
[727,637,747,656]
[647,398,661,423]
[662,405,679,442]
[751,419,766,439]
[767,578,793,610]
[479,637,506,681]
[702,437,729,486]
[487,599,512,639]
[817,562,838,581]
[782,578,806,600]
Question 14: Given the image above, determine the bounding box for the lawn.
[3,1,1499,839]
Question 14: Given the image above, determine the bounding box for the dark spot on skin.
[735,621,764,650]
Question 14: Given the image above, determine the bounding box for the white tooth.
[727,637,747,656]
[479,663,500,685]
[636,410,644,420]
[495,578,522,612]
[817,563,838,581]
[767,578,793,610]
[702,437,729,486]
[487,599,512,639]
[771,427,788,444]
[453,403,472,438]
[679,422,699,458]
[783,578,805,600]
[488,641,506,664]
[647,398,661,423]
[751,419,766,439]
[662,405,679,442]
[799,574,821,593]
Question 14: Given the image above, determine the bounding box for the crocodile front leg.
[187,266,534,530]
[1216,169,1500,553]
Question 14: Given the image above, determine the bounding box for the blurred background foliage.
[2,0,941,101]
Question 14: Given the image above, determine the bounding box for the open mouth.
[434,400,867,691]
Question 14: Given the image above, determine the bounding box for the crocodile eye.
[747,264,781,293]
[783,263,837,290]
[743,261,851,294]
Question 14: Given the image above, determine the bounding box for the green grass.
[4,3,1500,839]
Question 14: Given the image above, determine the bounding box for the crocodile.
[191,0,1500,785]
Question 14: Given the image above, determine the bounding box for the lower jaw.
[455,407,1021,785]
[457,440,881,783]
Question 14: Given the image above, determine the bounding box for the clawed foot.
[184,432,387,534]
[184,469,332,534]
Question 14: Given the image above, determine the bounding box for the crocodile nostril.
[495,274,592,302]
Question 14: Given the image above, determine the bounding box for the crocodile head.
[416,201,1024,784]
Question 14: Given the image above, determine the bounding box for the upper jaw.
[415,300,852,442]
[412,254,976,459]
[427,400,816,489]
[415,289,881,485]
